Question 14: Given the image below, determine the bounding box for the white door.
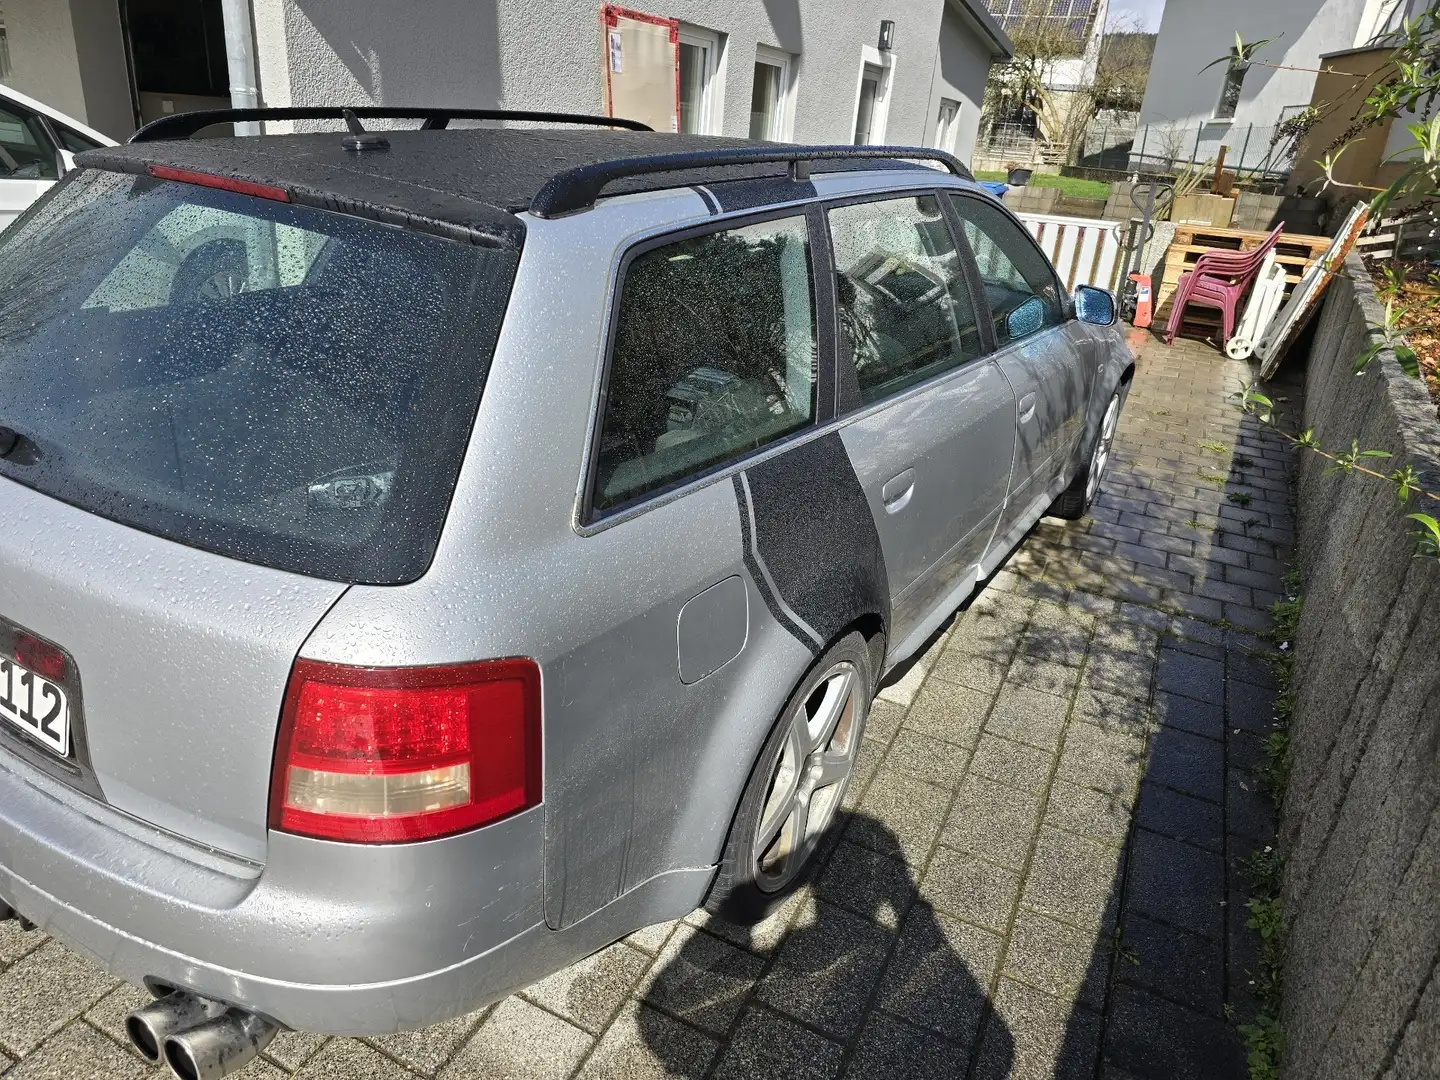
[0,100,60,231]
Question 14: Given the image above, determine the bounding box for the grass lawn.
[974,171,1111,200]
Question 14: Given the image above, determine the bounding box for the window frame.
[578,204,837,528]
[1212,48,1248,122]
[942,189,1074,350]
[819,186,999,417]
[849,46,895,146]
[0,98,61,181]
[751,45,796,141]
[934,98,961,154]
[678,25,725,136]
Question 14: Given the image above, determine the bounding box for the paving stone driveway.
[0,334,1296,1080]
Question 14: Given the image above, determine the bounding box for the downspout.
[219,0,260,135]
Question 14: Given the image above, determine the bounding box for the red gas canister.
[1128,272,1153,328]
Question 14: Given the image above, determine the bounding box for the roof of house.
[78,126,967,246]
[946,0,1015,59]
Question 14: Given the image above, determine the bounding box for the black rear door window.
[591,214,818,517]
[0,169,519,584]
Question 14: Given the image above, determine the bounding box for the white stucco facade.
[2,0,1010,158]
[2,0,131,139]
[1135,0,1424,171]
[248,0,1010,157]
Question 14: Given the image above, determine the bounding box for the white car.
[0,82,116,230]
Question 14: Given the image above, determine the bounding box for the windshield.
[0,169,519,584]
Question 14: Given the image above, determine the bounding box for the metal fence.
[981,114,1301,181]
[1126,121,1296,180]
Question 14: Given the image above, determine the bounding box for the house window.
[853,64,883,144]
[934,99,961,153]
[749,46,793,140]
[1214,47,1249,120]
[0,11,10,80]
[678,27,723,135]
[850,47,893,146]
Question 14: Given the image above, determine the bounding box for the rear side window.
[0,101,59,180]
[54,126,105,154]
[829,194,984,404]
[592,215,817,516]
[948,195,1066,345]
[0,169,519,584]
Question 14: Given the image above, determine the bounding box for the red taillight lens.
[270,658,541,843]
[14,632,66,681]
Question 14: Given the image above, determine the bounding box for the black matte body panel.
[742,433,889,647]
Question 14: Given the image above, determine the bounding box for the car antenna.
[341,108,390,152]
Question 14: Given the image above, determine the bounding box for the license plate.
[0,656,69,757]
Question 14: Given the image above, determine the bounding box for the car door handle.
[881,469,915,514]
[1018,393,1037,423]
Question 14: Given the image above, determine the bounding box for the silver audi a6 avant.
[0,108,1132,1076]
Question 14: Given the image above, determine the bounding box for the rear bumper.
[0,747,572,1034]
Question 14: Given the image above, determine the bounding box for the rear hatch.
[0,168,519,860]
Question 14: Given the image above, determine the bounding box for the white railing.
[1015,211,1126,294]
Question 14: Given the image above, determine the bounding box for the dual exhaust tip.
[125,989,279,1080]
[5,903,280,1080]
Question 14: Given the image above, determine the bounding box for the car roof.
[78,126,959,247]
[0,82,117,147]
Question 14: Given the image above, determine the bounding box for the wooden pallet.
[1154,224,1331,327]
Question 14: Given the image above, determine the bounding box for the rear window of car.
[0,169,519,584]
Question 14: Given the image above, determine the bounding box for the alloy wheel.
[753,661,860,892]
[1085,395,1121,506]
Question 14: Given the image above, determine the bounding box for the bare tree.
[982,3,1155,164]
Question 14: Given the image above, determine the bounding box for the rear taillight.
[270,658,541,843]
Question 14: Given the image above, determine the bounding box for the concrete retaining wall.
[1280,253,1440,1079]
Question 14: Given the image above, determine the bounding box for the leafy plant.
[1200,470,1229,485]
[1228,491,1255,507]
[1200,440,1230,453]
[1235,385,1440,555]
[1408,513,1440,556]
[1234,453,1257,468]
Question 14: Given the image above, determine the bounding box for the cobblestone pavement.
[0,333,1297,1079]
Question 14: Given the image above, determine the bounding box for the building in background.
[1132,0,1421,177]
[0,0,1012,162]
[973,0,1158,172]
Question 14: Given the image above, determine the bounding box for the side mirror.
[1074,285,1117,326]
[1005,295,1047,340]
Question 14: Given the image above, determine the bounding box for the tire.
[704,632,872,924]
[1049,386,1123,520]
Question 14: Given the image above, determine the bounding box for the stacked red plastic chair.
[1164,221,1287,346]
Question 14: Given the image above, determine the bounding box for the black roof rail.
[130,106,653,143]
[529,144,974,218]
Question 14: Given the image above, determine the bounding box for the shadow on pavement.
[636,814,1015,1078]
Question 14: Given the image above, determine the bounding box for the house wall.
[1289,46,1394,194]
[2,0,85,121]
[1,0,132,139]
[1282,253,1440,1080]
[928,2,992,159]
[253,0,1005,160]
[1136,0,1370,170]
[67,0,133,137]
